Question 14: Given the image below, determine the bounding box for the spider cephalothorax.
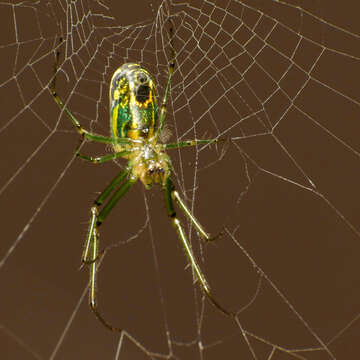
[128,142,171,189]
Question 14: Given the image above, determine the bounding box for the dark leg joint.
[90,299,97,309]
[76,124,84,134]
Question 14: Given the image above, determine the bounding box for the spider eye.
[157,168,164,174]
[148,168,155,175]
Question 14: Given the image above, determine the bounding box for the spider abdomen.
[109,63,159,147]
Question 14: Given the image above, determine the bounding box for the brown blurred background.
[1,0,360,359]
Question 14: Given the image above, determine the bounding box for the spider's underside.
[50,34,232,332]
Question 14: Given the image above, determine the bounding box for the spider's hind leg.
[81,167,137,332]
[163,178,233,317]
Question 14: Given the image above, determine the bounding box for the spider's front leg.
[49,38,131,148]
[81,167,137,331]
[163,178,233,317]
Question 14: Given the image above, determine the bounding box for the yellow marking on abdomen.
[112,103,119,138]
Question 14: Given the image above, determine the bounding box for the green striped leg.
[81,167,130,264]
[82,167,138,331]
[51,90,131,147]
[164,178,232,316]
[77,150,130,164]
[156,21,175,139]
[50,44,130,148]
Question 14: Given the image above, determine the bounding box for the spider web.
[1,0,359,359]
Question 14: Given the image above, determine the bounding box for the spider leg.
[165,178,222,241]
[50,38,130,147]
[77,150,130,164]
[82,171,137,266]
[51,90,130,146]
[82,167,130,264]
[82,169,138,332]
[172,189,210,241]
[164,178,233,317]
[157,20,175,138]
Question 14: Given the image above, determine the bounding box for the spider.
[50,30,232,332]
